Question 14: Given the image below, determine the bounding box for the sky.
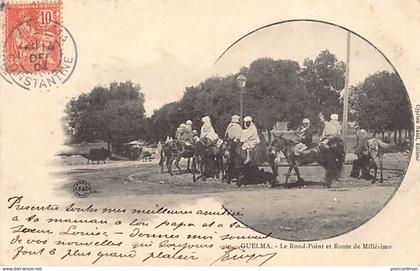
[23,1,394,117]
[90,20,393,116]
[214,21,393,85]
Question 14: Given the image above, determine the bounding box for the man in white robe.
[241,116,260,164]
[319,113,342,150]
[200,116,219,142]
[225,115,243,142]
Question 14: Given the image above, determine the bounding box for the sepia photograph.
[57,20,413,241]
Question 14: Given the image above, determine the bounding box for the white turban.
[330,114,339,120]
[231,115,240,123]
[244,116,252,122]
[202,116,210,123]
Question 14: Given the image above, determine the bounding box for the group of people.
[169,112,371,177]
[294,112,375,179]
[174,120,197,144]
[293,113,343,155]
[172,112,345,161]
[172,115,260,164]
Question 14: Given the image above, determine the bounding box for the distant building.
[273,121,288,132]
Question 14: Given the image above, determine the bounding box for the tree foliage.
[148,50,347,141]
[350,71,412,134]
[65,81,146,150]
[65,51,411,146]
[300,50,346,118]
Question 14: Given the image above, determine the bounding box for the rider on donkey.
[294,118,313,156]
[175,123,185,140]
[200,116,221,154]
[180,120,194,145]
[241,116,260,164]
[225,115,243,142]
[200,116,219,141]
[224,115,244,172]
[319,113,342,151]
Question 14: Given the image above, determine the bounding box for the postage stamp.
[5,2,61,73]
[1,1,77,91]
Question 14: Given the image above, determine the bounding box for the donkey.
[192,138,225,182]
[270,135,345,188]
[364,138,389,183]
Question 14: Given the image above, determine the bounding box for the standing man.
[350,129,372,179]
[225,115,243,142]
[241,116,260,164]
[318,112,326,137]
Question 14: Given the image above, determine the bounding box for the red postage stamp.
[5,2,61,73]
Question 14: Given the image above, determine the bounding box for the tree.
[65,81,146,150]
[300,50,346,121]
[244,58,310,131]
[147,101,183,141]
[146,50,347,142]
[350,71,412,141]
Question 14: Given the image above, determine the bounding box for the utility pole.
[237,74,247,127]
[342,31,351,148]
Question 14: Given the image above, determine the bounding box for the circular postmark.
[73,180,91,198]
[1,12,77,91]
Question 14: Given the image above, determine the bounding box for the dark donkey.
[224,137,281,187]
[270,135,345,188]
[192,138,225,182]
[159,140,194,175]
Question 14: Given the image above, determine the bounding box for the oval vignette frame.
[216,19,415,242]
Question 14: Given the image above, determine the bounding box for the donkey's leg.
[175,155,182,172]
[379,157,384,183]
[187,158,191,172]
[192,156,197,182]
[267,158,278,187]
[159,151,165,173]
[167,156,174,176]
[220,155,225,182]
[371,163,377,184]
[325,168,333,188]
[294,167,304,186]
[285,163,294,186]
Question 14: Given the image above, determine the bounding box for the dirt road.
[55,152,409,240]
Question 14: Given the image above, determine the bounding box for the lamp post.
[342,31,351,150]
[236,74,247,127]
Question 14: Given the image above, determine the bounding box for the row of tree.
[148,50,347,141]
[64,50,413,150]
[350,71,412,141]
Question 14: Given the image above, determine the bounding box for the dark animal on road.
[192,138,225,182]
[223,138,280,187]
[81,148,111,164]
[270,135,345,188]
[159,140,193,175]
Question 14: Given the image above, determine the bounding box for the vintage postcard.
[0,0,419,268]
